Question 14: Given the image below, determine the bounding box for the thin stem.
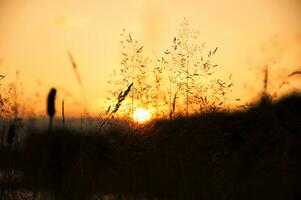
[62,100,65,129]
[48,117,53,134]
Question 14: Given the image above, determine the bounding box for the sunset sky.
[0,0,300,116]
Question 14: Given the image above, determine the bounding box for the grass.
[0,93,300,199]
[0,18,300,200]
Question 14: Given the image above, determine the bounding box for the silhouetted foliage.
[0,93,300,199]
[105,19,233,120]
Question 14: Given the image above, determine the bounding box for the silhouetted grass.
[0,93,300,199]
[47,88,57,134]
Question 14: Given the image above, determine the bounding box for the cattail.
[47,88,57,134]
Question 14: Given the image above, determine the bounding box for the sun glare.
[133,108,151,123]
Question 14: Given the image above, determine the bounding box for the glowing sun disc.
[133,108,151,123]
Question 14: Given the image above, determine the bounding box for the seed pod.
[47,88,57,117]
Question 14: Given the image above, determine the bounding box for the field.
[0,93,300,200]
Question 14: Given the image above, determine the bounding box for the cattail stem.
[48,117,53,134]
[62,100,65,129]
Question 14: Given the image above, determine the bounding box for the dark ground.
[0,94,300,200]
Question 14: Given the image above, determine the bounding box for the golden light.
[133,108,151,123]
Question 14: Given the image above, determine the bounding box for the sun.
[133,108,151,123]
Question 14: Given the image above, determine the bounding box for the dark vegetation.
[0,93,300,200]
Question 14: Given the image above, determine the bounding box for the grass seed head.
[47,88,57,117]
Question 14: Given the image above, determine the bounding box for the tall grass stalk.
[99,83,133,130]
[62,100,65,129]
[47,88,56,134]
[67,50,88,113]
[272,70,301,98]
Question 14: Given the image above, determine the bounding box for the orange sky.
[0,0,300,116]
